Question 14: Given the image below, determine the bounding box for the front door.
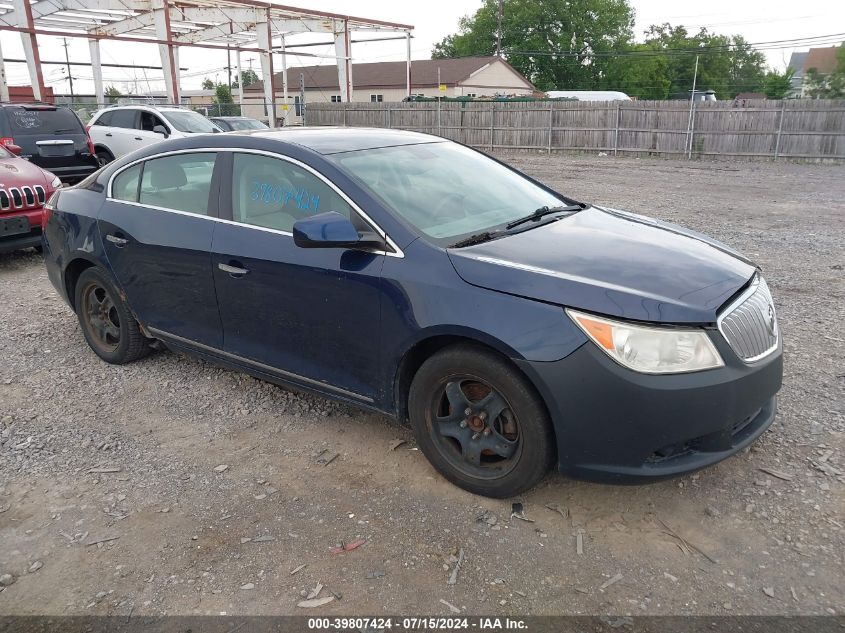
[211,151,384,403]
[98,151,224,347]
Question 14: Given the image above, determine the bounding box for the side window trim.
[105,147,403,257]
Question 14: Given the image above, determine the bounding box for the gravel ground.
[0,154,843,617]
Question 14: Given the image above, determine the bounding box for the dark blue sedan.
[42,128,782,498]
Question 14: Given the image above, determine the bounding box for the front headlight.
[50,176,62,189]
[567,309,724,374]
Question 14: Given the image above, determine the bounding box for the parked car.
[208,116,269,132]
[88,105,221,164]
[0,142,62,254]
[42,128,782,498]
[0,102,98,184]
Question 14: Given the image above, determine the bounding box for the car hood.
[0,156,51,187]
[446,206,757,324]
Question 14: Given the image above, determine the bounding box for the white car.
[88,105,222,165]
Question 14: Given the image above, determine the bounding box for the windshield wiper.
[450,231,501,248]
[506,204,585,230]
[51,128,77,134]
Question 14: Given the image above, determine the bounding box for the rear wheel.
[95,149,114,167]
[74,267,149,364]
[408,344,555,498]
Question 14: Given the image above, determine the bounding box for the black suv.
[0,103,98,184]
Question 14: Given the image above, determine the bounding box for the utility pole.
[495,0,504,57]
[226,47,232,89]
[62,38,75,101]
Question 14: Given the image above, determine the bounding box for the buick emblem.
[761,303,777,336]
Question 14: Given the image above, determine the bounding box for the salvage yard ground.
[1,155,843,616]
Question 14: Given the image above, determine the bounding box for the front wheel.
[74,267,150,364]
[408,344,555,498]
[95,150,113,167]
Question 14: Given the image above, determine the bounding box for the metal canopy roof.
[0,0,414,125]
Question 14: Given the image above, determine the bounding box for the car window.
[161,110,219,134]
[231,153,353,233]
[7,107,84,135]
[112,163,142,202]
[138,111,166,132]
[109,109,137,129]
[330,142,563,244]
[227,118,268,131]
[92,111,113,126]
[138,152,216,215]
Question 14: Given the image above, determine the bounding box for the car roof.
[230,127,443,155]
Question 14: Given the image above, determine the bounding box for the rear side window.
[108,109,137,129]
[231,152,353,232]
[111,163,142,202]
[7,107,83,134]
[138,153,216,216]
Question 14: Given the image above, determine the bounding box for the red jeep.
[0,143,62,254]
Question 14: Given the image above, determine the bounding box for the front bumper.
[0,230,42,254]
[517,331,783,483]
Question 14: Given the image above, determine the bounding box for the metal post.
[256,11,276,127]
[13,0,45,101]
[0,39,9,103]
[387,107,391,129]
[613,103,621,156]
[153,0,180,106]
[89,39,104,109]
[235,49,243,114]
[688,103,697,160]
[547,103,553,154]
[334,19,352,103]
[405,31,411,99]
[280,34,288,126]
[686,54,699,160]
[62,38,75,102]
[490,101,495,152]
[774,101,786,160]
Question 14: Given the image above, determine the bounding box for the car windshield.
[7,106,83,135]
[225,118,268,131]
[330,142,564,243]
[162,110,219,133]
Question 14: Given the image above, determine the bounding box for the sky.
[0,0,842,95]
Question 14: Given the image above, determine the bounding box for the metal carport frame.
[0,0,413,126]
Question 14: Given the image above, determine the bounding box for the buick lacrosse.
[42,128,782,498]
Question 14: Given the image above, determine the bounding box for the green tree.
[803,43,845,98]
[762,67,795,99]
[201,77,215,90]
[212,82,239,116]
[232,68,259,89]
[104,85,122,104]
[432,0,635,91]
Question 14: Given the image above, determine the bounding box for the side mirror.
[152,125,169,138]
[293,211,386,250]
[6,144,22,156]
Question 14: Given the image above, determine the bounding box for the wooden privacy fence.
[305,99,845,161]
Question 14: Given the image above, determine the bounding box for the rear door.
[210,150,385,403]
[98,151,224,347]
[90,109,140,158]
[3,105,92,171]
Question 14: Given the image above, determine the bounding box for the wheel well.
[394,335,522,425]
[93,145,113,157]
[64,259,96,311]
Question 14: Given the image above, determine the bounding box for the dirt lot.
[1,155,843,617]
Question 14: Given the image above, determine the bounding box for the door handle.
[105,133,113,137]
[106,234,128,247]
[134,137,142,140]
[218,262,249,277]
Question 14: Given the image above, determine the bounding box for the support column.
[0,38,10,103]
[280,34,288,126]
[235,50,243,113]
[334,19,352,102]
[405,31,411,98]
[153,0,180,105]
[89,39,104,109]
[256,11,276,127]
[13,0,45,101]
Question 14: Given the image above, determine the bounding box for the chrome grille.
[718,277,778,362]
[22,186,34,206]
[34,185,46,204]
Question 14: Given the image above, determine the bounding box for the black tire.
[74,267,150,364]
[95,149,114,167]
[408,344,555,498]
